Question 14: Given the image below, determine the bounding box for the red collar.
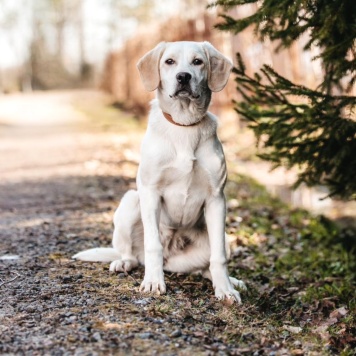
[162,111,204,127]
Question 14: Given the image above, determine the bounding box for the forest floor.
[0,90,355,355]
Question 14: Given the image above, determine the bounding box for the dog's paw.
[109,258,137,273]
[229,277,247,291]
[140,275,166,295]
[215,286,242,304]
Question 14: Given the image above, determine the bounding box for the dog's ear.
[137,42,166,92]
[203,41,233,92]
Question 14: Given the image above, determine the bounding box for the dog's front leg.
[205,193,242,303]
[139,187,166,294]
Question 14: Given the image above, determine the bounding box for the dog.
[73,41,246,303]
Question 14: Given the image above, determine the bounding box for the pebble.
[67,335,78,342]
[25,306,36,313]
[0,255,20,260]
[119,342,129,349]
[79,325,91,332]
[227,199,239,209]
[134,298,152,306]
[138,332,153,339]
[91,332,101,342]
[68,316,77,322]
[170,329,182,338]
[62,276,73,283]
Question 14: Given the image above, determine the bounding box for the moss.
[225,173,356,354]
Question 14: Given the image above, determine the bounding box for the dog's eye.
[192,58,203,66]
[165,59,175,65]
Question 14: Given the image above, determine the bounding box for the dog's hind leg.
[109,190,143,273]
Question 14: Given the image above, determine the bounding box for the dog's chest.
[159,152,210,227]
[161,146,203,185]
[174,150,197,174]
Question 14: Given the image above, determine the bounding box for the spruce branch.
[233,55,356,199]
[212,0,356,92]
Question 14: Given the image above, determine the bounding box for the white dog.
[73,41,246,303]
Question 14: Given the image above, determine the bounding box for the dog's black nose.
[176,72,192,85]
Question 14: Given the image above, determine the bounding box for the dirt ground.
[0,91,354,356]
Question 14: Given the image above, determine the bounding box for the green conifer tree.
[211,0,356,199]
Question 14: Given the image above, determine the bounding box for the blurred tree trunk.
[52,0,66,61]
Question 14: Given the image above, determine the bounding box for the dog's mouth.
[170,87,200,100]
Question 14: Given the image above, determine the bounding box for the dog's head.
[137,41,233,100]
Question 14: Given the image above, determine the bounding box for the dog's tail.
[72,248,120,262]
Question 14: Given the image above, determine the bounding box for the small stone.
[92,332,101,342]
[0,255,20,260]
[79,325,91,332]
[133,298,151,306]
[25,306,36,313]
[227,199,239,209]
[138,332,153,339]
[170,329,182,338]
[67,335,77,342]
[283,325,302,334]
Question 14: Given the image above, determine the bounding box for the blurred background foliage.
[0,0,355,208]
[212,0,356,199]
[0,0,326,97]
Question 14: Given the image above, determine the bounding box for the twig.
[182,282,203,285]
[0,271,20,288]
[125,271,140,286]
[165,273,185,289]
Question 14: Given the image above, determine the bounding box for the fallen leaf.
[193,331,205,337]
[320,298,336,310]
[324,318,338,326]
[329,306,348,320]
[283,325,302,334]
[313,325,330,341]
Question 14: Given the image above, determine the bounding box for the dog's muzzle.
[168,72,201,100]
[176,72,192,96]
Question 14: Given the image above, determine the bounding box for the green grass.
[224,173,356,354]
